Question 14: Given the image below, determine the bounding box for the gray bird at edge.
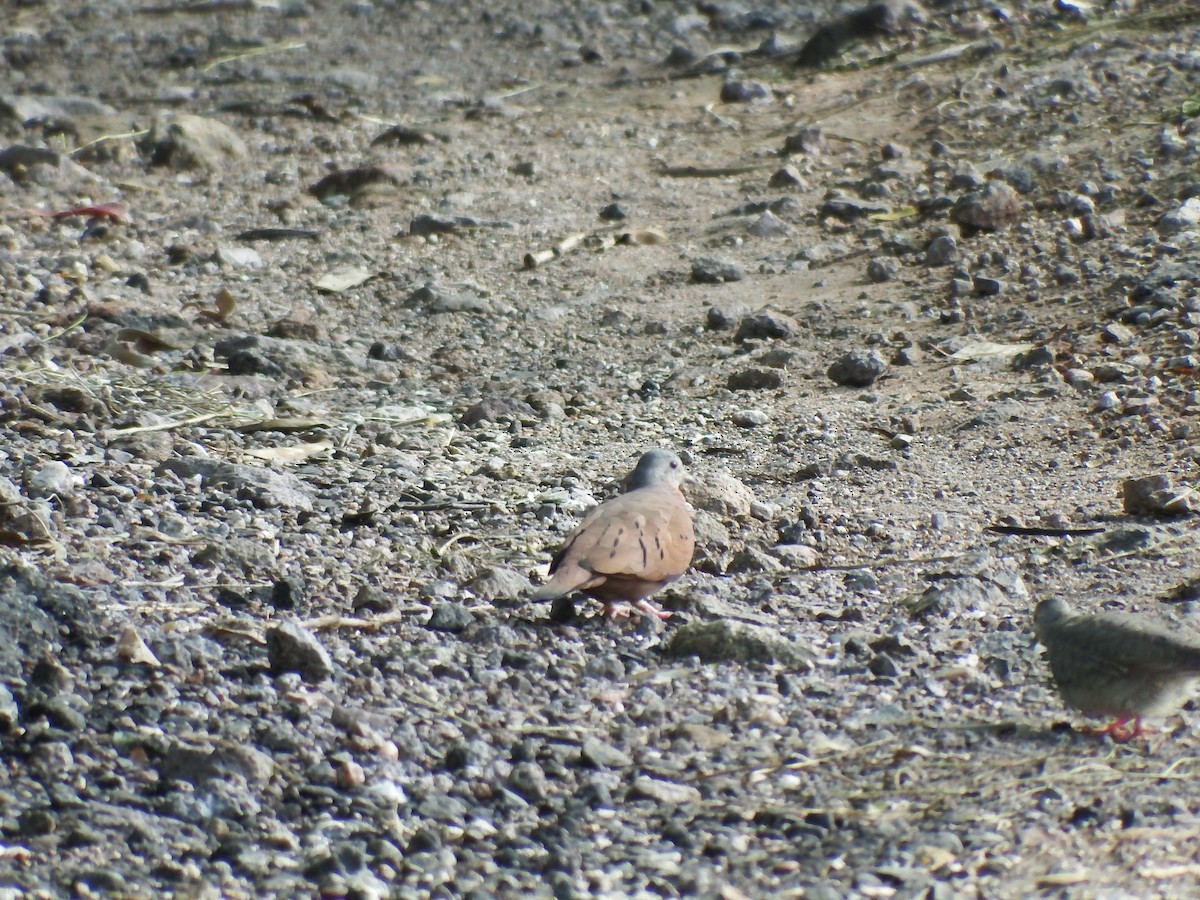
[1033,596,1200,741]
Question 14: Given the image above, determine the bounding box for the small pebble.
[731,409,769,428]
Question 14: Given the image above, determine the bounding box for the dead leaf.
[917,845,957,872]
[50,202,127,222]
[868,206,919,222]
[244,440,333,463]
[616,228,668,246]
[314,266,375,293]
[184,287,237,323]
[1139,864,1200,879]
[197,287,236,322]
[947,341,1034,361]
[115,328,181,353]
[117,626,161,667]
[1035,871,1089,887]
[103,339,159,368]
[202,622,267,644]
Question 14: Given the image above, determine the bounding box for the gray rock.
[0,684,17,730]
[827,349,889,387]
[158,743,275,787]
[265,620,334,682]
[834,451,898,473]
[950,180,1022,231]
[973,276,1005,295]
[191,537,278,573]
[1094,526,1156,555]
[418,792,468,822]
[409,214,460,236]
[1156,198,1200,238]
[599,202,628,221]
[691,257,744,284]
[145,113,248,170]
[796,237,854,262]
[1102,322,1135,345]
[747,210,791,238]
[728,367,783,390]
[869,653,899,678]
[1012,345,1055,370]
[628,776,702,806]
[466,567,531,601]
[1123,474,1194,516]
[687,470,755,518]
[580,736,632,769]
[215,245,264,269]
[727,546,784,574]
[706,302,751,330]
[866,257,898,283]
[949,278,973,298]
[407,284,494,314]
[109,431,174,463]
[156,459,315,512]
[768,166,805,189]
[757,348,796,368]
[783,126,825,155]
[0,564,94,683]
[582,654,625,679]
[666,620,815,667]
[427,602,475,632]
[735,311,801,341]
[0,93,118,123]
[0,144,102,189]
[730,409,769,428]
[459,396,535,426]
[0,475,46,547]
[820,197,872,221]
[25,461,77,497]
[906,576,1006,617]
[506,761,548,802]
[774,544,820,567]
[925,235,959,266]
[720,77,770,103]
[0,144,60,174]
[692,510,734,572]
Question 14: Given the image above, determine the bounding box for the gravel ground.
[4,0,1200,896]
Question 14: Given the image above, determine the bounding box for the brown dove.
[1033,597,1200,741]
[533,449,695,620]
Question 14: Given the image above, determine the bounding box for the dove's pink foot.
[1085,716,1150,742]
[602,600,673,621]
[635,599,673,620]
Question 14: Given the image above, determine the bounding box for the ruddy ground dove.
[533,449,695,620]
[1033,597,1200,741]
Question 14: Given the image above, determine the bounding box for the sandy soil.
[3,0,1200,896]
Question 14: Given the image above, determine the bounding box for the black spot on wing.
[548,537,576,574]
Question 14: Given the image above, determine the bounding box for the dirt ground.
[4,0,1200,896]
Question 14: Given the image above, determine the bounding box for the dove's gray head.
[1033,597,1072,637]
[626,449,686,491]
